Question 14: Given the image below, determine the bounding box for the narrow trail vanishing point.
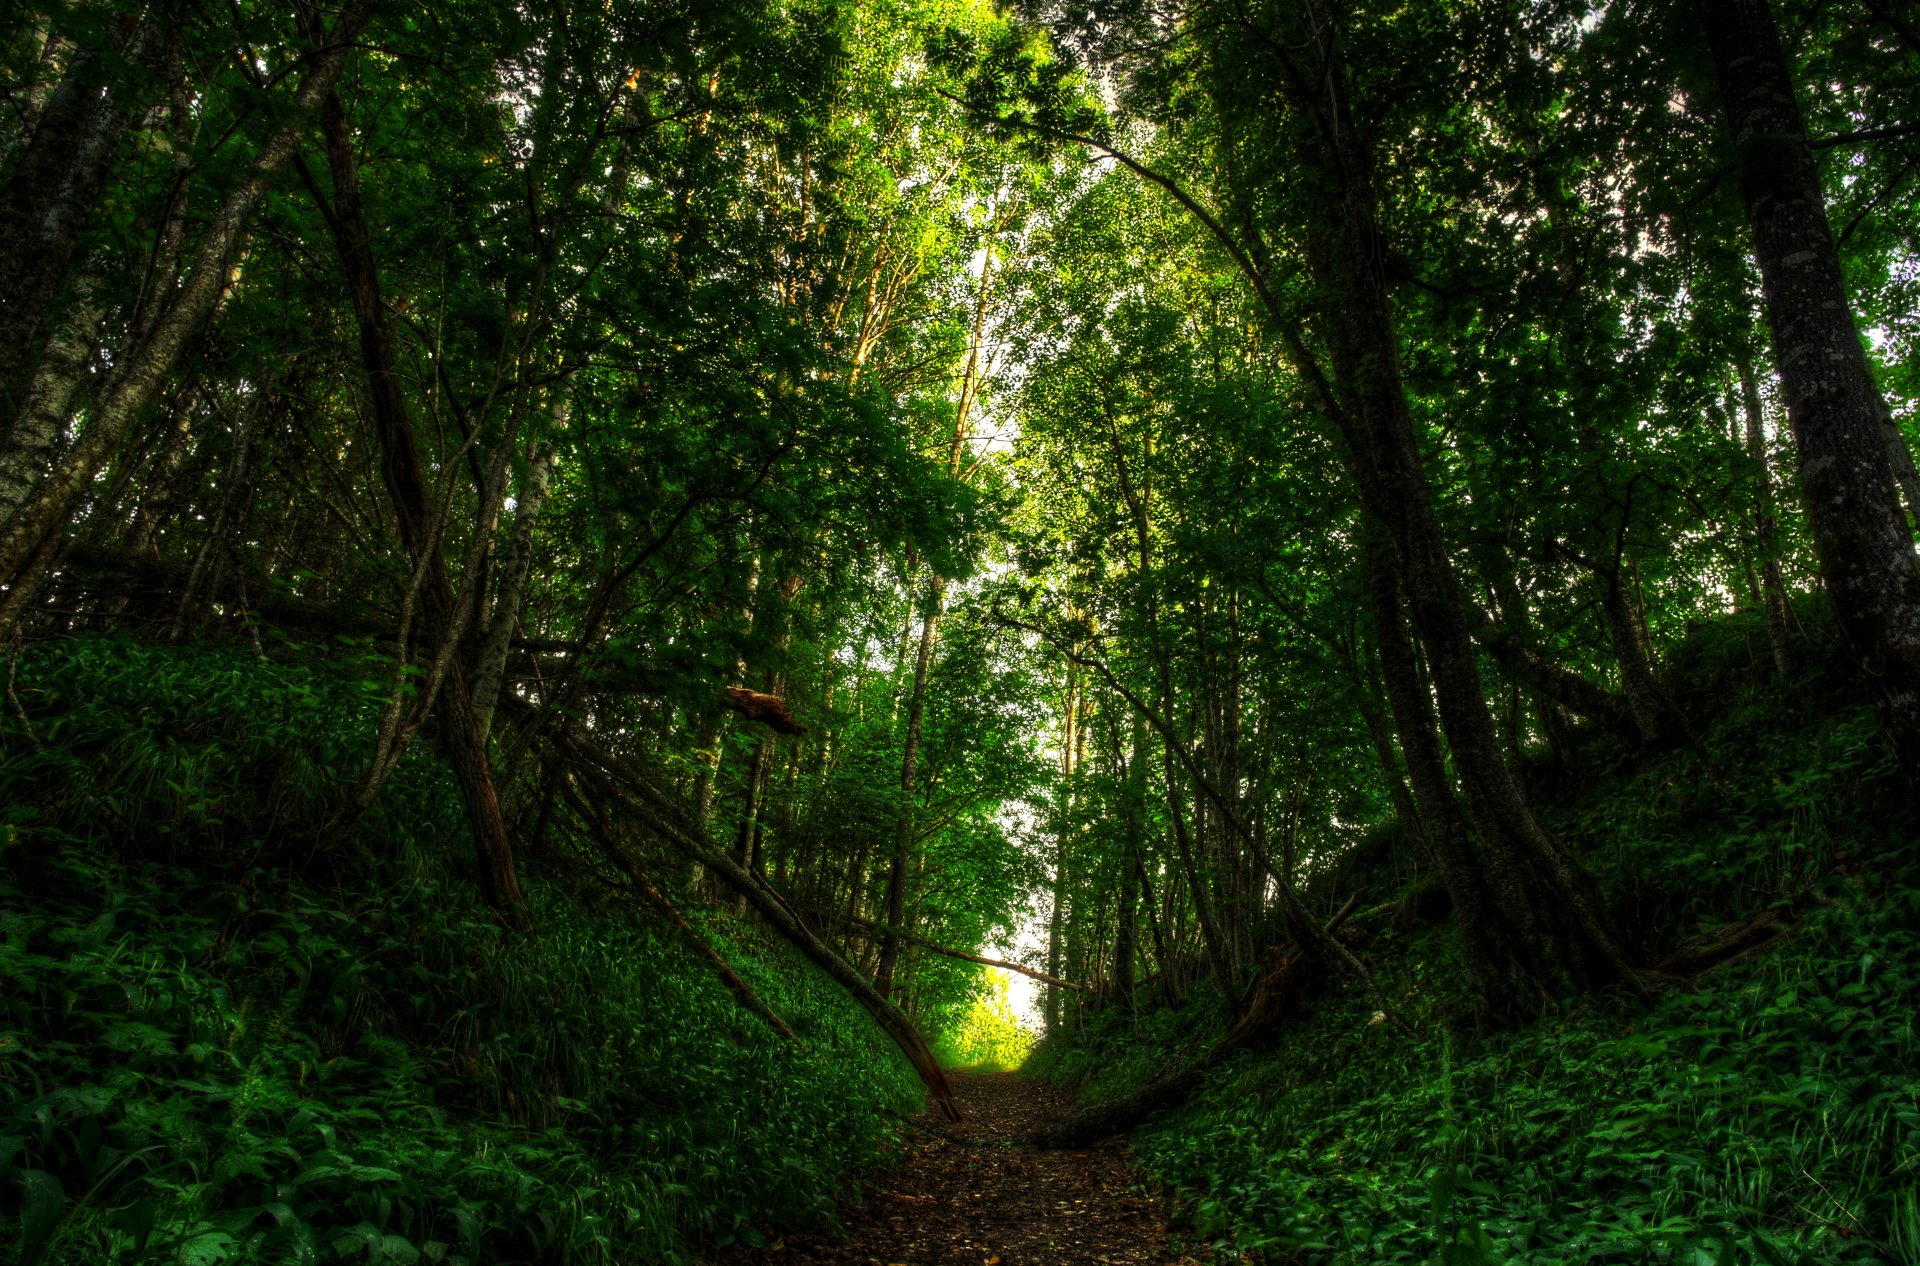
[715,1072,1205,1265]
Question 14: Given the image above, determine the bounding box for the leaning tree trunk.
[1364,519,1557,1020]
[1262,13,1638,991]
[1702,0,1920,782]
[0,270,100,522]
[540,716,960,1120]
[314,89,527,924]
[0,21,161,415]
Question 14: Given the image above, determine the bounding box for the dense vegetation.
[3,0,1920,1261]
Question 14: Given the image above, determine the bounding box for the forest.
[2,0,1920,1261]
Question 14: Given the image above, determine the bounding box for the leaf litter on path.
[712,1071,1208,1265]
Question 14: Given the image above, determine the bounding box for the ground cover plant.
[0,638,921,1264]
[5,0,1920,1261]
[1033,619,1920,1264]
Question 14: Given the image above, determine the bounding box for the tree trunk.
[1364,521,1555,1020]
[1043,663,1077,1029]
[0,21,159,414]
[0,5,369,620]
[876,573,943,998]
[471,444,555,743]
[876,241,994,993]
[170,383,265,640]
[1467,602,1640,738]
[0,270,99,522]
[314,87,526,923]
[1270,17,1637,989]
[1736,358,1796,677]
[548,721,960,1120]
[1350,643,1423,854]
[1702,0,1920,781]
[1109,715,1145,999]
[1595,565,1671,743]
[732,725,771,914]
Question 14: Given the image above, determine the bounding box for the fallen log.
[529,711,960,1121]
[555,777,796,1041]
[1655,907,1796,978]
[1030,895,1361,1149]
[849,918,1092,992]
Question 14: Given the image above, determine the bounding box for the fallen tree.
[554,776,797,1042]
[1030,895,1360,1149]
[848,918,1092,992]
[524,705,961,1121]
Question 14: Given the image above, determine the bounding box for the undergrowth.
[0,636,921,1265]
[929,972,1036,1072]
[1034,611,1920,1265]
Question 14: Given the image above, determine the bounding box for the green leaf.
[109,1196,157,1253]
[177,1228,239,1265]
[18,1169,64,1266]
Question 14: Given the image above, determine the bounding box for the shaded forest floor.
[716,1072,1203,1265]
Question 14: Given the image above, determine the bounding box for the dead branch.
[849,919,1092,992]
[725,685,807,734]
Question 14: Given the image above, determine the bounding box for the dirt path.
[718,1072,1202,1265]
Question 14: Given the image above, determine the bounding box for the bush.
[931,972,1036,1071]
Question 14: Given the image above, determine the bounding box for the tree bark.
[313,87,527,923]
[0,4,370,621]
[1364,521,1556,1019]
[876,573,942,998]
[1595,564,1671,744]
[1109,715,1145,999]
[0,21,159,414]
[0,270,99,522]
[471,445,555,743]
[1260,11,1639,990]
[1736,358,1796,677]
[1348,642,1423,853]
[1043,662,1077,1029]
[1702,0,1920,780]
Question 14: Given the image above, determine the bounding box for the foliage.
[6,0,1920,1259]
[0,639,919,1265]
[1040,633,1920,1265]
[929,971,1036,1072]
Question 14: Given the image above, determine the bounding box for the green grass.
[0,636,922,1265]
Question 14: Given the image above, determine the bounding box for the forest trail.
[717,1072,1203,1265]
